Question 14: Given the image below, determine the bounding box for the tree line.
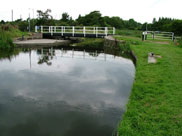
[0,9,182,35]
[144,17,182,36]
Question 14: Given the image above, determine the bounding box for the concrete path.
[14,39,71,48]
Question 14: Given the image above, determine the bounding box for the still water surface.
[0,48,135,136]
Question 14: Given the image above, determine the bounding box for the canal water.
[0,47,135,136]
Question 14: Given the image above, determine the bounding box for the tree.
[171,20,182,36]
[61,12,70,22]
[128,19,138,29]
[77,11,103,26]
[18,21,28,31]
[37,9,52,20]
[152,18,156,24]
[107,17,124,29]
[36,9,54,25]
[0,20,5,24]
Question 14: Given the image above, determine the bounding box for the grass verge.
[116,36,182,136]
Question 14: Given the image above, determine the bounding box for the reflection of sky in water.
[0,49,135,136]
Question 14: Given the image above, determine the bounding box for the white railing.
[35,26,115,37]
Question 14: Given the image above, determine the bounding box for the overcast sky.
[0,0,181,23]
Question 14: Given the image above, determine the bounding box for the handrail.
[35,26,115,37]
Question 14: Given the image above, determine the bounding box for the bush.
[0,25,17,49]
[18,21,28,32]
[177,38,182,47]
[0,29,14,49]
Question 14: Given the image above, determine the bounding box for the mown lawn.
[116,36,182,136]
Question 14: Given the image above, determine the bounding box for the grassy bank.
[116,36,182,135]
[0,25,28,49]
[0,29,14,49]
[72,38,104,50]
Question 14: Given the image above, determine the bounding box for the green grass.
[116,35,182,136]
[0,29,14,49]
[0,24,29,49]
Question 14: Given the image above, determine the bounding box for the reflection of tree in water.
[0,49,21,61]
[37,48,55,66]
[104,47,120,57]
[88,51,99,57]
[38,55,52,66]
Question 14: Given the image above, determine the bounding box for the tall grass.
[177,38,182,47]
[0,29,14,49]
[0,24,28,50]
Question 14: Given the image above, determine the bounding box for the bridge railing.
[35,26,115,37]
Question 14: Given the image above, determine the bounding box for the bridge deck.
[35,26,115,38]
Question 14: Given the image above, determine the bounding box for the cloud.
[0,0,181,23]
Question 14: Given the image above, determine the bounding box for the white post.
[35,26,37,33]
[72,26,75,37]
[61,26,63,36]
[105,27,108,36]
[93,27,96,34]
[83,27,86,37]
[113,27,115,35]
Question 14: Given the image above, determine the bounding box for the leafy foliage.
[76,11,141,29]
[142,17,182,36]
[36,9,55,26]
[0,24,28,49]
[0,29,14,49]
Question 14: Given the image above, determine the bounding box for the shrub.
[177,38,182,47]
[0,26,14,49]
